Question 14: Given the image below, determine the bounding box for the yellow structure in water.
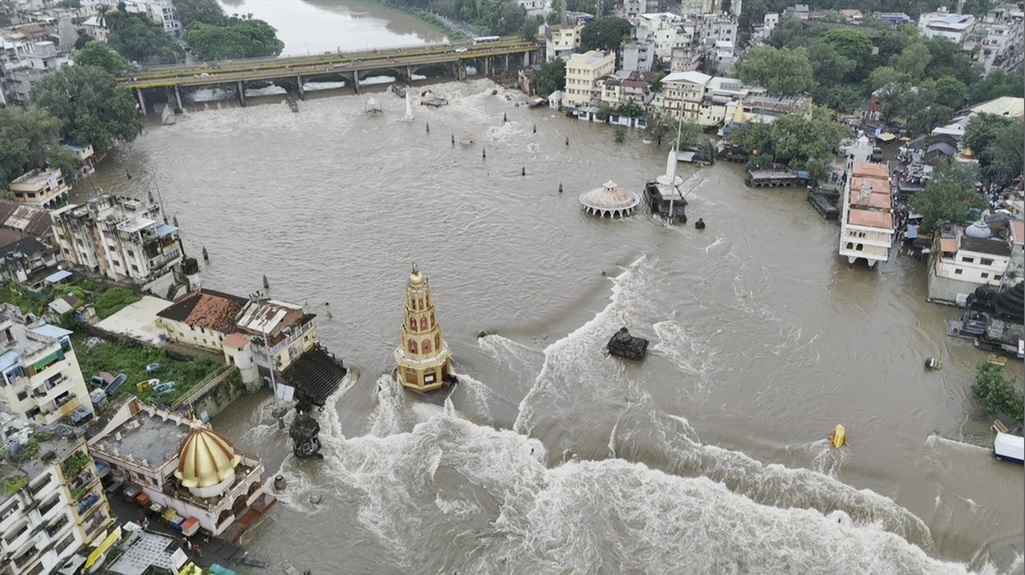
[830,424,847,448]
[394,264,453,392]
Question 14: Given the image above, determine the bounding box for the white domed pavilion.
[579,181,640,218]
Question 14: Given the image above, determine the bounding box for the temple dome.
[579,181,640,218]
[965,220,992,239]
[175,424,242,489]
[409,264,425,286]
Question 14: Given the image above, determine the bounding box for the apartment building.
[0,304,92,426]
[563,50,616,108]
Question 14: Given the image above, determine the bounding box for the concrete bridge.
[119,38,541,113]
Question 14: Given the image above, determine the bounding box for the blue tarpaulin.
[796,171,812,181]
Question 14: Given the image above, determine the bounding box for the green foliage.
[532,58,565,97]
[820,28,874,81]
[59,0,82,7]
[61,451,91,479]
[972,363,1024,426]
[74,41,130,76]
[613,126,627,143]
[770,105,849,181]
[963,114,1024,187]
[0,106,67,190]
[644,113,678,148]
[617,103,645,118]
[381,0,527,35]
[172,0,228,28]
[728,122,773,157]
[910,161,987,233]
[31,66,143,151]
[735,46,815,95]
[186,19,284,60]
[93,288,141,319]
[891,41,931,80]
[968,69,1025,104]
[72,335,224,407]
[106,7,186,65]
[0,475,28,497]
[0,282,48,315]
[675,120,701,149]
[579,17,631,52]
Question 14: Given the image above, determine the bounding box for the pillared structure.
[393,264,453,392]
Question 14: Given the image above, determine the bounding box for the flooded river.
[78,4,1023,569]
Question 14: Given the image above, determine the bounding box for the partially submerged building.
[839,139,894,268]
[88,398,276,542]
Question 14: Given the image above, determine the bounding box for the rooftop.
[156,289,248,334]
[91,406,191,470]
[0,413,87,504]
[850,162,889,179]
[0,236,47,259]
[661,70,712,86]
[235,299,307,340]
[0,200,53,239]
[0,304,69,368]
[961,236,1012,257]
[848,209,893,230]
[9,168,57,187]
[280,346,347,406]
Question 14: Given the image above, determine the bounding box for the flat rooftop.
[109,529,181,575]
[848,209,893,230]
[9,169,54,187]
[117,217,156,234]
[94,410,190,469]
[851,162,889,178]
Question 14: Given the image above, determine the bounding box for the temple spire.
[665,148,677,184]
[394,265,453,392]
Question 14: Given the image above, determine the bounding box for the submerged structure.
[394,264,454,392]
[288,405,323,459]
[580,181,640,219]
[643,148,687,223]
[607,327,649,360]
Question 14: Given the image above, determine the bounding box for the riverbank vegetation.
[104,3,186,65]
[972,363,1024,426]
[375,0,531,36]
[910,162,988,233]
[172,0,284,60]
[724,104,849,181]
[0,107,79,190]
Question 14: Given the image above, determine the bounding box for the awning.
[85,526,122,569]
[44,270,72,284]
[877,132,897,142]
[182,516,200,536]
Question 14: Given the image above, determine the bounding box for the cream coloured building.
[655,70,711,121]
[0,304,92,425]
[8,168,70,211]
[839,158,894,268]
[155,289,249,352]
[928,222,1015,305]
[563,51,616,108]
[544,24,584,62]
[88,398,275,539]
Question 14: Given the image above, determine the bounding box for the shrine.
[393,263,454,392]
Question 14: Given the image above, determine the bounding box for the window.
[954,268,963,275]
[961,256,974,263]
[994,275,1002,281]
[981,273,989,279]
[16,390,27,401]
[980,258,994,266]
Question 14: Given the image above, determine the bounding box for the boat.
[986,354,1007,366]
[829,424,846,448]
[607,327,649,360]
[136,378,159,392]
[280,561,311,575]
[993,432,1024,463]
[924,358,942,371]
[104,373,127,396]
[146,363,160,374]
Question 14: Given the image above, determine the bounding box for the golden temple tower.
[394,263,453,392]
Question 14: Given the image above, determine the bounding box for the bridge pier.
[237,81,246,107]
[297,74,305,100]
[483,57,490,77]
[351,72,360,94]
[135,88,147,115]
[523,51,529,68]
[174,85,183,113]
[504,54,509,74]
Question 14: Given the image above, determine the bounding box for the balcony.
[56,396,80,418]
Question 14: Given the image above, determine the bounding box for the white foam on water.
[478,334,544,382]
[315,413,990,574]
[650,320,712,380]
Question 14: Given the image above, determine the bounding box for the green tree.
[31,66,143,151]
[727,122,773,157]
[532,58,565,96]
[106,7,186,65]
[770,104,849,174]
[736,46,815,96]
[579,17,631,52]
[617,102,645,118]
[172,0,228,28]
[892,41,931,80]
[546,0,565,25]
[808,41,855,88]
[967,69,1025,105]
[972,363,1024,426]
[820,28,874,81]
[868,66,910,92]
[644,112,679,147]
[0,106,67,189]
[964,114,1024,187]
[929,75,967,110]
[674,119,701,149]
[769,14,810,49]
[74,41,130,76]
[186,19,284,60]
[910,161,987,233]
[613,126,627,143]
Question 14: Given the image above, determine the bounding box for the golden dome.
[174,424,242,489]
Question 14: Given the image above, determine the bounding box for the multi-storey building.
[0,416,113,575]
[0,41,69,106]
[563,50,615,108]
[516,0,550,17]
[544,23,584,61]
[0,304,92,426]
[655,70,711,121]
[968,5,1024,74]
[620,41,655,72]
[50,195,184,295]
[928,221,1017,305]
[8,168,70,211]
[636,13,687,60]
[234,298,319,373]
[89,398,276,540]
[124,0,182,37]
[838,141,894,268]
[918,8,976,45]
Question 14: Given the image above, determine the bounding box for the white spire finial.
[666,147,677,183]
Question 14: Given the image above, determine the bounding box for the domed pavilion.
[579,181,640,218]
[175,423,243,499]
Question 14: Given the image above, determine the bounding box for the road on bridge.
[120,39,540,90]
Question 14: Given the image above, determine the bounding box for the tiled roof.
[156,289,248,333]
[0,236,48,259]
[849,209,893,230]
[0,200,54,239]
